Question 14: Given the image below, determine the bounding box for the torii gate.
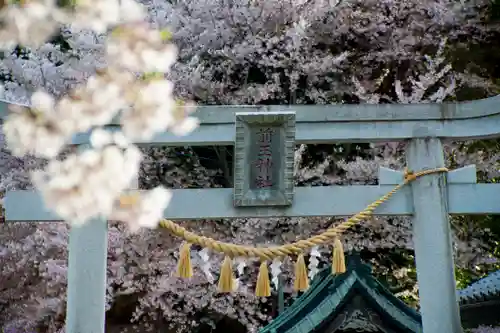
[1,95,500,333]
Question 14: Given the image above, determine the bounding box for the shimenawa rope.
[159,167,449,296]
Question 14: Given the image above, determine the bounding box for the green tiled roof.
[458,270,500,305]
[260,256,422,333]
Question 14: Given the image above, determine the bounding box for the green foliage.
[455,267,477,290]
[360,249,420,307]
[489,0,500,21]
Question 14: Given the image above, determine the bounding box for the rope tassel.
[294,254,309,291]
[218,256,235,293]
[255,261,271,297]
[332,238,346,275]
[177,243,193,278]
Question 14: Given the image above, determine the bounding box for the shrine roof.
[260,255,422,333]
[458,270,500,305]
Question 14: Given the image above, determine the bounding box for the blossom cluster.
[0,0,198,229]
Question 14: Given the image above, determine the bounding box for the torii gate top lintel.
[1,95,500,145]
[174,93,500,123]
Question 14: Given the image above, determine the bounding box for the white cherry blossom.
[111,186,172,232]
[0,0,63,49]
[120,79,177,140]
[0,0,197,229]
[106,23,177,73]
[3,91,71,158]
[67,0,146,33]
[31,145,142,224]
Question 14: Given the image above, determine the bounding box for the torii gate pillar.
[407,138,463,333]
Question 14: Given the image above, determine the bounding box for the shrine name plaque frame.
[233,111,296,207]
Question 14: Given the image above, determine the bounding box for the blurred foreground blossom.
[1,0,197,230]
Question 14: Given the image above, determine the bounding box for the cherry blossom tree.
[1,0,499,332]
[472,327,500,333]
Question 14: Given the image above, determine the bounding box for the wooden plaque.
[234,111,296,207]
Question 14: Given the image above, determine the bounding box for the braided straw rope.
[159,167,448,261]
